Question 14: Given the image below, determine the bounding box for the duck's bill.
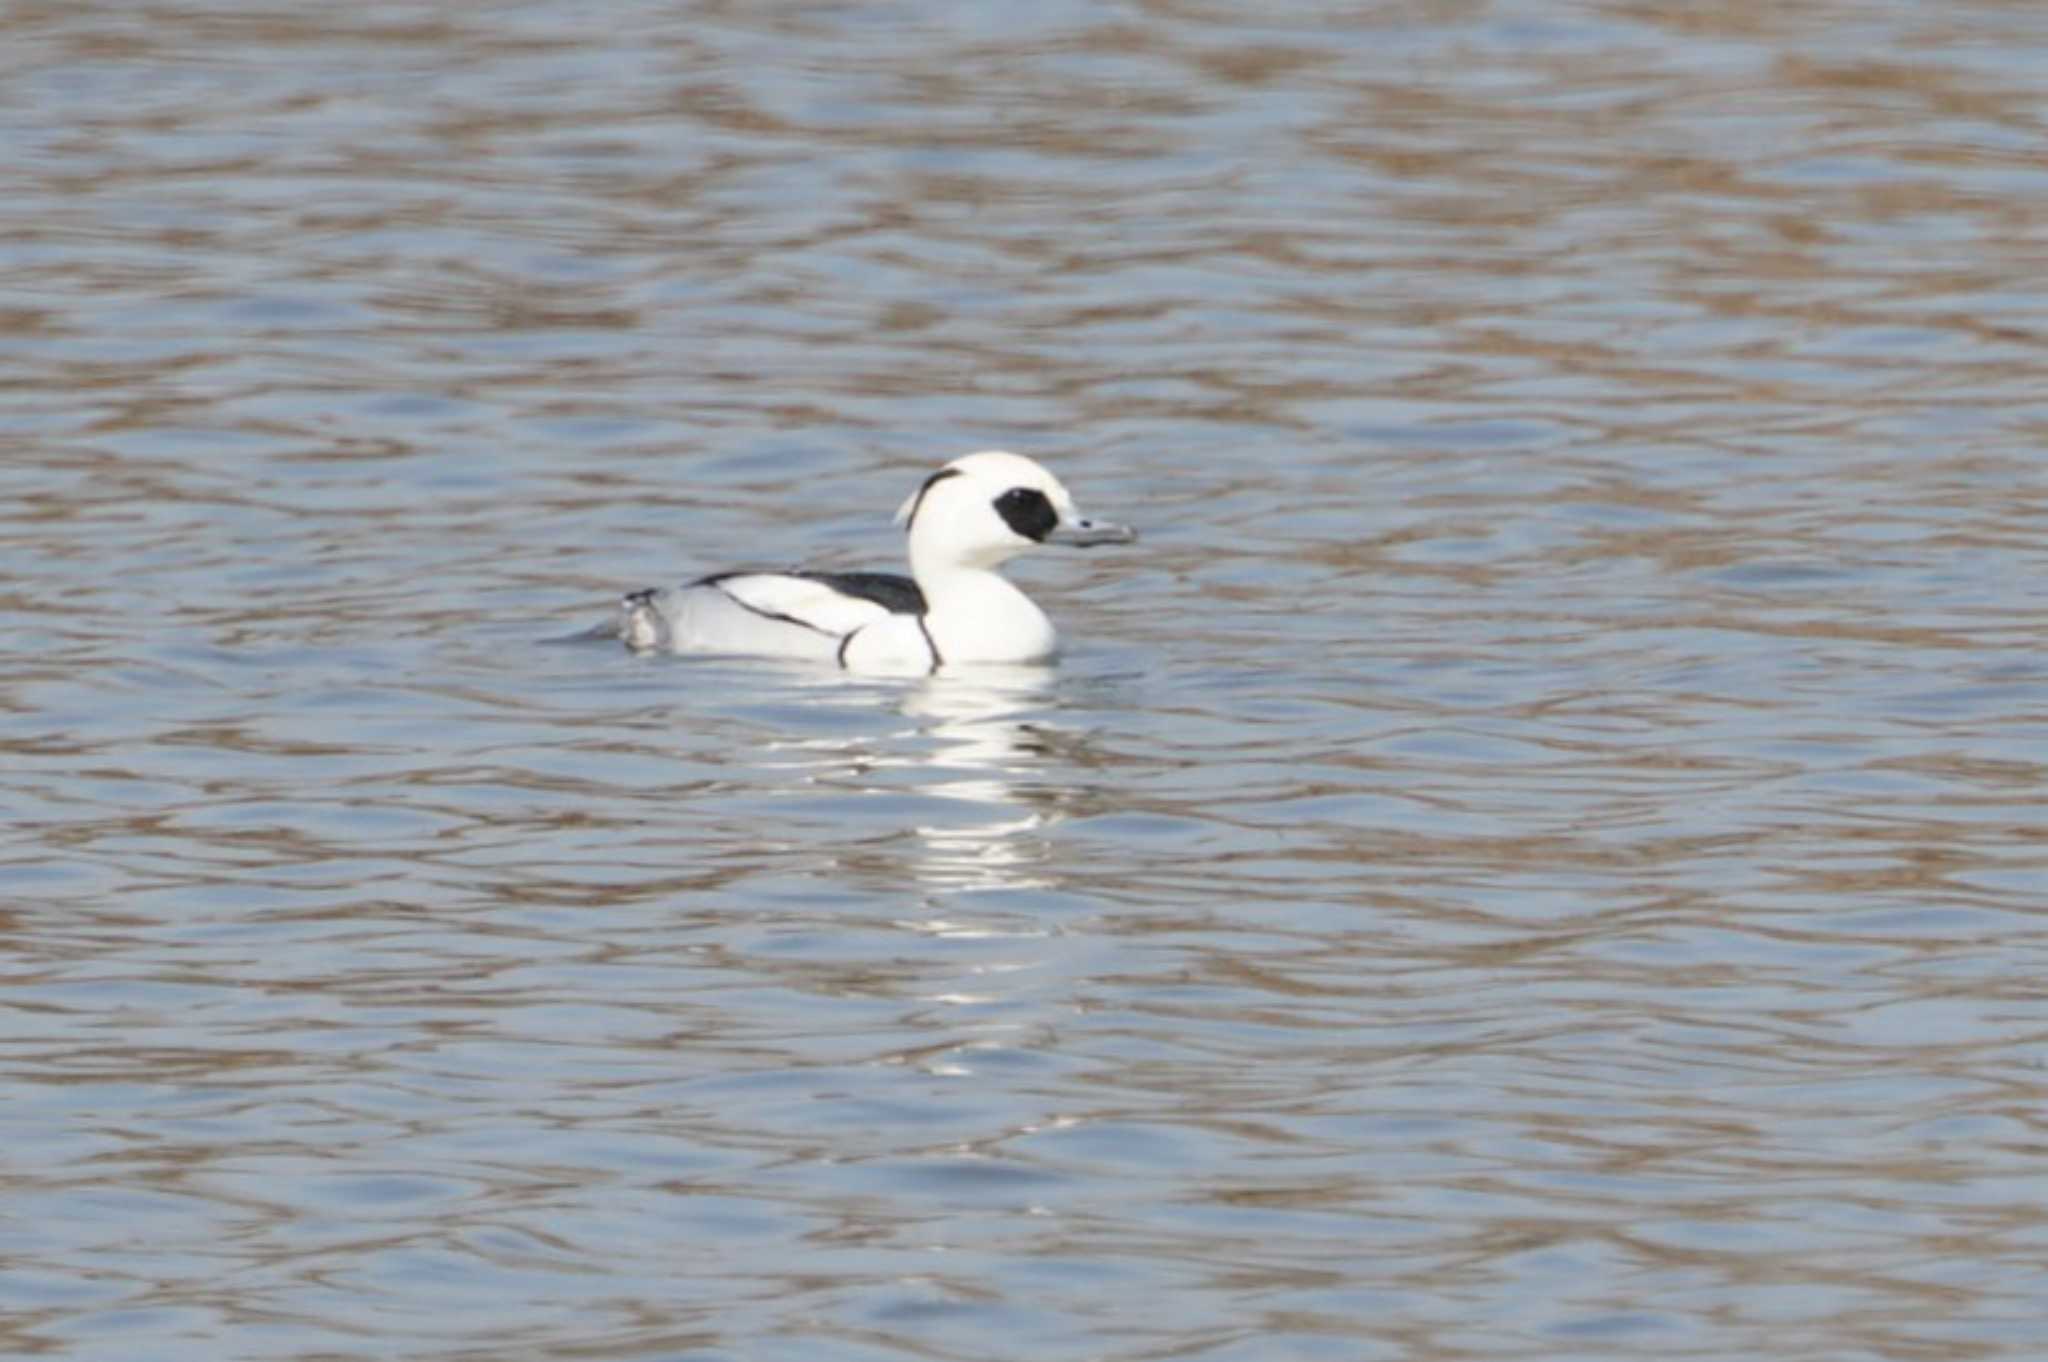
[1046,517,1137,548]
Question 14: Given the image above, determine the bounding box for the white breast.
[839,614,940,674]
[922,571,1057,664]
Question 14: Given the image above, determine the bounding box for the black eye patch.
[993,486,1057,542]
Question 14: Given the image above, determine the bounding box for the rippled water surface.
[5,3,2047,1359]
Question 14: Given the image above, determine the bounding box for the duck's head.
[895,451,1136,574]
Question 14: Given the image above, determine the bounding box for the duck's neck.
[915,564,1055,664]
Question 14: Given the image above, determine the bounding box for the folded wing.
[704,572,902,637]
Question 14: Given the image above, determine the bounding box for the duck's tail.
[616,587,672,650]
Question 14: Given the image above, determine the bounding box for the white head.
[894,451,1135,577]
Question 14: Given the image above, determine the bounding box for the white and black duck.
[617,451,1135,673]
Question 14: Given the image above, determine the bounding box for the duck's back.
[786,570,924,616]
[620,569,922,658]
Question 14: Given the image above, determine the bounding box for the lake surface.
[4,2,2046,1359]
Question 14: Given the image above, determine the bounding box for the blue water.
[4,2,2047,1360]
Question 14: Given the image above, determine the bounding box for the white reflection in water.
[741,662,1073,904]
[898,664,1063,902]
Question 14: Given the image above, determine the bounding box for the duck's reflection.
[897,664,1062,898]
[743,661,1088,904]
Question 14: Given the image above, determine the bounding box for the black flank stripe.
[709,576,836,637]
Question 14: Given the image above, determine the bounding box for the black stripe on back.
[792,570,925,615]
[696,569,926,622]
